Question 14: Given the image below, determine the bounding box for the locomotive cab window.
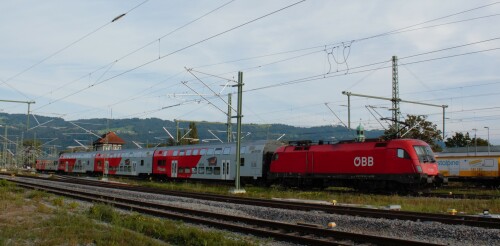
[186,149,192,156]
[272,153,279,161]
[413,145,436,163]
[397,149,410,159]
[223,147,231,155]
[200,149,207,155]
[207,149,214,155]
[214,148,222,155]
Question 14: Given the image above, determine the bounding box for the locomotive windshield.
[413,145,436,163]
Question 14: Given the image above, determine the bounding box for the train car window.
[173,150,178,156]
[141,160,144,166]
[200,149,207,155]
[206,167,213,174]
[214,148,222,155]
[179,168,185,174]
[207,149,215,155]
[186,149,192,156]
[223,147,231,155]
[185,168,191,174]
[240,146,246,154]
[179,150,185,156]
[192,167,197,174]
[214,167,221,175]
[120,166,123,172]
[157,160,166,166]
[97,161,102,167]
[240,158,245,166]
[198,167,205,174]
[192,149,199,155]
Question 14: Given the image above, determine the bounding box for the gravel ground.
[8,176,500,246]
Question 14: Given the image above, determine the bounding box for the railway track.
[421,192,500,200]
[2,176,441,246]
[3,173,500,230]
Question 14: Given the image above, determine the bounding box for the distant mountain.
[0,113,384,152]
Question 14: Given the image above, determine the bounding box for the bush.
[88,204,117,223]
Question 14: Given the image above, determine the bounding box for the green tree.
[445,132,471,147]
[176,122,199,145]
[445,132,489,148]
[383,114,442,151]
[188,122,199,145]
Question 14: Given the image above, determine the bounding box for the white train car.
[435,152,500,185]
[152,140,283,182]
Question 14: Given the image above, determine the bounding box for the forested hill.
[0,113,384,150]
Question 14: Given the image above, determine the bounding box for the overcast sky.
[1,0,500,144]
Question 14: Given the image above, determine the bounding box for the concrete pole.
[231,71,245,194]
[227,93,232,143]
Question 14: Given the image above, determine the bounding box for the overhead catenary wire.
[1,0,150,100]
[30,0,236,105]
[29,1,499,118]
[32,0,307,112]
[15,1,500,136]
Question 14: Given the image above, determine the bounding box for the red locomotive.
[269,138,445,191]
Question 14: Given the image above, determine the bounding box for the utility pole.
[2,125,7,167]
[473,128,477,156]
[0,99,35,130]
[392,56,401,137]
[484,126,490,155]
[227,93,233,143]
[230,71,245,194]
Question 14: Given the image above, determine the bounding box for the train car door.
[171,160,178,178]
[104,161,109,176]
[222,160,230,180]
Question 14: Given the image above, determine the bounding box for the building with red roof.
[92,131,125,151]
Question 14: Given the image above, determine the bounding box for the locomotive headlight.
[416,165,423,173]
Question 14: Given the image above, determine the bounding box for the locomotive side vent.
[375,142,387,147]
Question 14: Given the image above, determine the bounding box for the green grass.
[0,179,261,246]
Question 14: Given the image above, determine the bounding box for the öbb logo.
[354,156,374,167]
